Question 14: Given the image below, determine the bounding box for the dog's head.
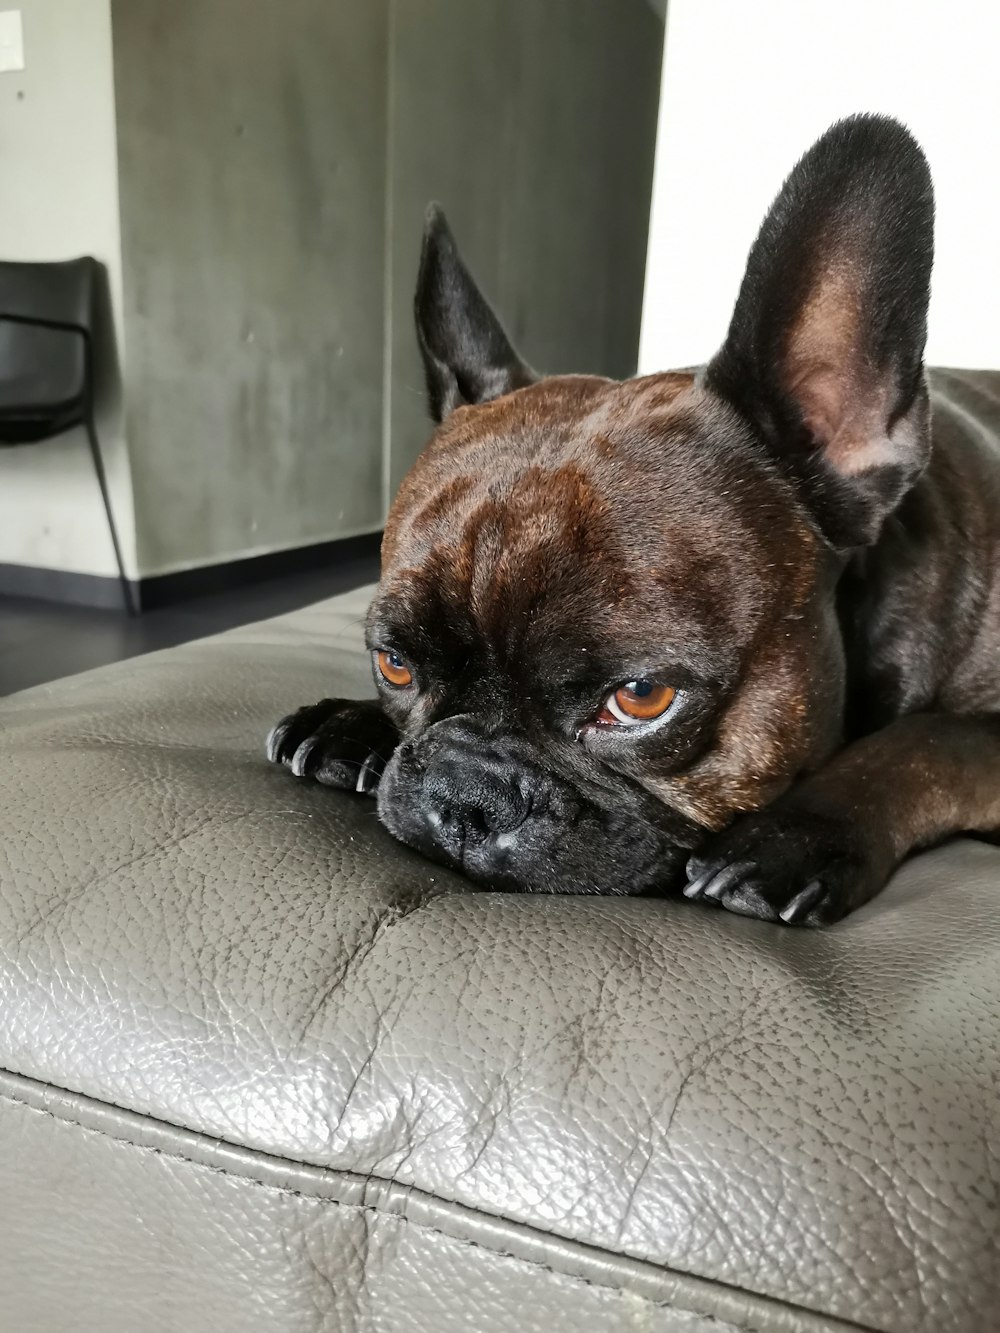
[367,114,934,895]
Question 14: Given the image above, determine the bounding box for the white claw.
[265,724,284,764]
[290,741,313,778]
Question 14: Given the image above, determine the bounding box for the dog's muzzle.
[375,716,695,896]
[377,718,549,876]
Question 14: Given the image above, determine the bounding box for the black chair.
[0,257,136,614]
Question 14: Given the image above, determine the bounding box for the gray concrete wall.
[111,0,663,578]
[111,0,389,577]
[0,0,136,578]
[386,0,665,494]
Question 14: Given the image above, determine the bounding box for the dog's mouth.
[374,730,696,897]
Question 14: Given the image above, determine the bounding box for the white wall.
[0,0,135,577]
[639,0,1000,374]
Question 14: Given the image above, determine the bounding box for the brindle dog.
[268,115,1000,925]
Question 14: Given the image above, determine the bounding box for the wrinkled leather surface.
[0,1070,854,1333]
[1,585,999,1332]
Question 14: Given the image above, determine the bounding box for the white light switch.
[0,10,24,73]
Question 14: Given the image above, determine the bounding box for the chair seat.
[0,584,998,1332]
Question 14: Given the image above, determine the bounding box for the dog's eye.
[375,649,413,688]
[598,680,676,726]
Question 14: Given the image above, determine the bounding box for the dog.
[267,114,1000,926]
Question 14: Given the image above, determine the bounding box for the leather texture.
[1,584,998,1332]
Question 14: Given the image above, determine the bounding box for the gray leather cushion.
[1,584,998,1332]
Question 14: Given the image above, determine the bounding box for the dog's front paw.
[683,806,880,926]
[266,699,400,795]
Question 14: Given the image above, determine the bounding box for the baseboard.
[137,531,382,610]
[0,531,383,613]
[0,563,130,611]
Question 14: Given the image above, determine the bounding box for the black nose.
[421,752,531,854]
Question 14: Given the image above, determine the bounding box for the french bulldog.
[267,114,1000,926]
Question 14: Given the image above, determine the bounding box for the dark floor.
[0,551,379,697]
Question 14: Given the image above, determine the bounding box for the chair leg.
[84,412,138,616]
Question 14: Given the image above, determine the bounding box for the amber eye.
[599,680,676,726]
[375,649,413,688]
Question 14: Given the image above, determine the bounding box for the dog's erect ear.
[414,205,536,422]
[707,115,934,547]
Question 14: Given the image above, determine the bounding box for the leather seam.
[0,1081,876,1333]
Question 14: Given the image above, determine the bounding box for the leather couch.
[1,584,997,1332]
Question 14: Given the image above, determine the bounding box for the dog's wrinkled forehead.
[374,371,812,660]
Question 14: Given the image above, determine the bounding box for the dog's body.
[269,116,1000,925]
